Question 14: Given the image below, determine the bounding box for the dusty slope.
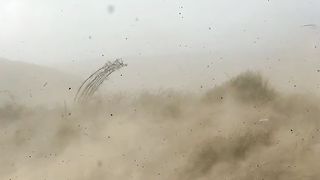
[0,58,80,105]
[0,72,320,180]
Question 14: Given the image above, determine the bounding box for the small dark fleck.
[97,161,103,167]
[68,87,72,90]
[110,113,113,116]
[107,5,115,14]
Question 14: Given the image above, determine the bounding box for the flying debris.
[301,24,318,29]
[259,118,269,122]
[74,59,127,103]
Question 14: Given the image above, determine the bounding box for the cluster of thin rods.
[74,59,127,103]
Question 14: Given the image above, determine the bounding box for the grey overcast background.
[0,0,320,93]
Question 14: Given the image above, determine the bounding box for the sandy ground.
[1,70,320,180]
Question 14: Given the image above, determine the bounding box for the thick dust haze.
[1,69,320,180]
[1,0,320,179]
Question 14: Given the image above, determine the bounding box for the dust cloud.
[1,70,320,180]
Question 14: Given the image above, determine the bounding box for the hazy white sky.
[0,0,319,65]
[1,0,320,94]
